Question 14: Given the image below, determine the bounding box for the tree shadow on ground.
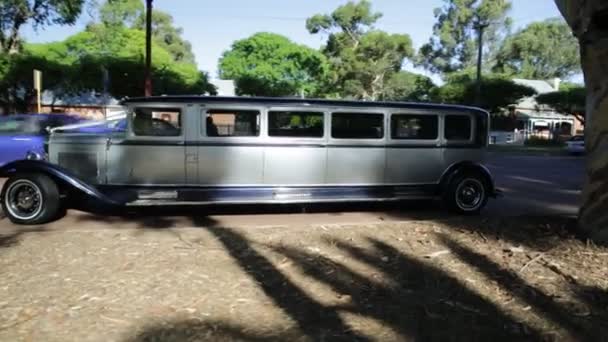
[128,219,607,341]
[439,234,608,340]
[0,227,47,249]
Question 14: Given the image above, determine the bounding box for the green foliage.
[494,18,580,79]
[419,0,512,75]
[306,0,382,37]
[132,8,195,64]
[0,50,80,111]
[219,32,329,97]
[536,85,586,123]
[307,1,414,100]
[381,71,436,102]
[0,25,215,112]
[99,0,143,27]
[432,71,537,112]
[0,0,86,53]
[97,0,196,63]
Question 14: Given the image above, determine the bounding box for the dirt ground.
[1,212,607,341]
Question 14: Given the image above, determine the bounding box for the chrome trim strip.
[126,195,436,206]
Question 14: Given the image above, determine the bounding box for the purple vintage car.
[0,114,85,166]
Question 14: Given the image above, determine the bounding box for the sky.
[21,0,563,82]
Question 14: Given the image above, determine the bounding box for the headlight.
[25,151,45,161]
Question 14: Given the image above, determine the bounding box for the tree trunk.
[556,0,608,241]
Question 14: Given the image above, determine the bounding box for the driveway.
[0,154,584,229]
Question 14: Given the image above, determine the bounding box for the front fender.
[0,160,119,205]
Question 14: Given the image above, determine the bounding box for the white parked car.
[565,135,585,155]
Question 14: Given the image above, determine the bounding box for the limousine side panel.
[106,141,186,185]
[326,147,386,184]
[263,145,327,185]
[198,145,264,184]
[385,147,444,184]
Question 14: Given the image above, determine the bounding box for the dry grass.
[0,215,607,341]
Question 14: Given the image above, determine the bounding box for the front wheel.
[443,174,489,215]
[1,173,61,225]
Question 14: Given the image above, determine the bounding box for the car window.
[132,108,181,137]
[391,114,438,140]
[332,113,384,139]
[0,117,40,135]
[445,115,472,140]
[268,111,324,138]
[205,109,260,137]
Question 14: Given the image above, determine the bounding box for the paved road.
[0,154,584,230]
[485,154,583,217]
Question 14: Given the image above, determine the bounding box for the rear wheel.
[443,173,489,215]
[1,173,61,225]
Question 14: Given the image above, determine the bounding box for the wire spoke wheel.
[6,180,44,220]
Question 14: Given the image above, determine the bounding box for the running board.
[126,195,436,206]
[98,185,439,206]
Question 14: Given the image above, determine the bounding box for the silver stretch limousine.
[0,96,499,224]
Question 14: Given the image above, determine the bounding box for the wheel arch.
[439,161,498,197]
[0,160,118,205]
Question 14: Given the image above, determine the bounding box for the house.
[512,78,583,136]
[490,78,583,145]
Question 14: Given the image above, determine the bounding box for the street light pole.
[144,0,153,97]
[474,21,489,107]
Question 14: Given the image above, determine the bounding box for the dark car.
[0,114,84,166]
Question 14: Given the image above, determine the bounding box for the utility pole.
[474,21,489,107]
[144,0,153,97]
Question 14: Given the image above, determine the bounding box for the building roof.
[512,79,558,94]
[121,95,489,115]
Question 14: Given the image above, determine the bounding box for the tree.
[554,0,608,241]
[418,0,512,75]
[0,0,86,53]
[381,71,436,102]
[494,18,581,79]
[2,26,215,108]
[95,0,196,64]
[536,84,586,124]
[431,70,536,113]
[133,8,195,64]
[99,0,143,27]
[218,32,328,97]
[307,0,414,100]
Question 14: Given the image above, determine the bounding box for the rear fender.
[439,161,499,197]
[0,160,119,205]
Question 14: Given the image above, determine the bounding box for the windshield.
[0,117,41,135]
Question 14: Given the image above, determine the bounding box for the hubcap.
[455,179,485,211]
[5,180,43,221]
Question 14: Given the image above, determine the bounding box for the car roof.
[121,95,489,115]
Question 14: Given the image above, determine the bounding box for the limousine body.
[0,96,498,224]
